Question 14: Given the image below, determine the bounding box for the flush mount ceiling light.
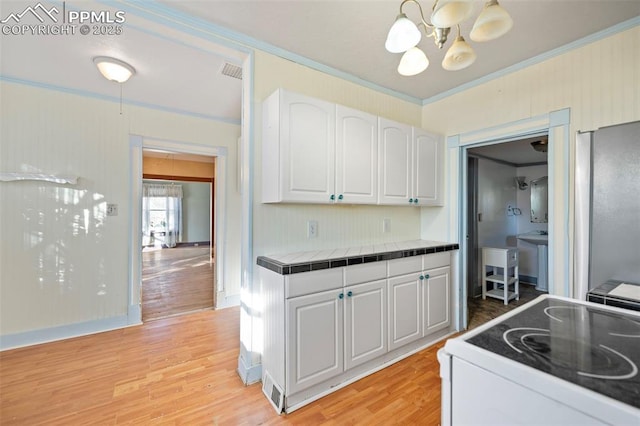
[531,139,548,152]
[93,56,136,83]
[385,0,512,75]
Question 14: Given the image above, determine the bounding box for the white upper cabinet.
[262,89,443,206]
[378,118,413,205]
[263,89,336,203]
[335,105,378,204]
[413,127,444,206]
[378,118,444,206]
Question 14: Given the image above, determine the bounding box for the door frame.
[450,109,571,329]
[128,136,228,323]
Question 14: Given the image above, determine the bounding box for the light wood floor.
[0,306,447,425]
[142,246,214,321]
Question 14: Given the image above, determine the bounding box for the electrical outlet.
[383,218,391,233]
[106,203,118,216]
[307,220,318,239]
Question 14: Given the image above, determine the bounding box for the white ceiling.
[1,1,639,123]
[164,0,640,102]
[468,135,548,165]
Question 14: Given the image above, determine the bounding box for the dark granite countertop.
[256,239,459,275]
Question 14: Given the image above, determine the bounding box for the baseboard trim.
[0,314,139,351]
[128,304,142,325]
[143,241,211,249]
[237,354,262,385]
[216,293,240,309]
[519,275,538,285]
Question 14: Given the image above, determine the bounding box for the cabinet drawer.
[285,268,343,298]
[387,256,422,277]
[483,247,518,268]
[423,252,450,270]
[344,261,387,286]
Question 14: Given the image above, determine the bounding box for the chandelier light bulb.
[442,35,476,70]
[385,13,422,53]
[397,47,430,76]
[470,0,513,42]
[431,0,475,29]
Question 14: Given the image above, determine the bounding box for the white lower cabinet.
[388,274,422,351]
[422,266,451,334]
[287,280,387,394]
[261,251,453,413]
[345,280,387,370]
[286,288,344,395]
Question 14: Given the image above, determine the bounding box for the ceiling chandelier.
[385,0,513,76]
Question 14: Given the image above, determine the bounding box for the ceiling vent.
[220,62,242,80]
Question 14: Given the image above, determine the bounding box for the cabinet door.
[378,118,412,205]
[388,273,422,351]
[281,91,336,203]
[335,105,378,204]
[413,128,444,206]
[422,266,450,335]
[286,289,344,394]
[344,280,387,370]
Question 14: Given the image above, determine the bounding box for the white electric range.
[438,295,640,425]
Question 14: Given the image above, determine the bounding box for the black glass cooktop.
[467,298,640,409]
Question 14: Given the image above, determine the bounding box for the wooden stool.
[482,247,519,305]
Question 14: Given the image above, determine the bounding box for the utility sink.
[517,232,548,246]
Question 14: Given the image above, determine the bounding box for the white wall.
[477,158,517,249]
[421,25,640,295]
[252,51,425,259]
[181,181,211,243]
[0,82,241,343]
[515,165,548,278]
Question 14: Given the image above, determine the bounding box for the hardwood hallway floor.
[142,246,214,321]
[0,307,447,425]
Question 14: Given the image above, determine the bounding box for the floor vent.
[220,62,242,80]
[262,372,284,414]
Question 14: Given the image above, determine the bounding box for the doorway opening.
[141,150,216,321]
[465,135,549,329]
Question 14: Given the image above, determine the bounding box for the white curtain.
[142,183,183,248]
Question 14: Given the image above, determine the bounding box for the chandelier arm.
[399,0,435,29]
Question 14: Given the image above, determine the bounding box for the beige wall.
[0,82,241,338]
[420,26,640,293]
[252,51,425,259]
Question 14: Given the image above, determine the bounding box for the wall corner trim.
[549,108,571,127]
[447,135,461,148]
[237,355,262,385]
[128,304,142,325]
